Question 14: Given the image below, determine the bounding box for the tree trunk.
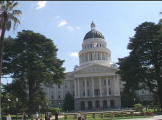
[28,78,34,118]
[0,29,6,119]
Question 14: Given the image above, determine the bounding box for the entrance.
[81,101,85,110]
[103,100,107,109]
[110,100,115,108]
[88,101,92,110]
[95,101,100,109]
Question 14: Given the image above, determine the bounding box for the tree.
[121,89,140,108]
[117,22,162,111]
[0,1,22,118]
[62,92,74,111]
[2,30,65,117]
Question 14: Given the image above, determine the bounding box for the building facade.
[43,22,122,111]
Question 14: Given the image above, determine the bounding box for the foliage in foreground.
[3,30,66,117]
[117,22,162,111]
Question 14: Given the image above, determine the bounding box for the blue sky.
[2,1,162,84]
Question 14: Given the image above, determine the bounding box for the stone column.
[116,75,120,95]
[77,78,80,98]
[100,100,103,109]
[85,78,87,97]
[74,79,77,98]
[85,101,88,110]
[109,53,111,62]
[92,77,95,97]
[92,100,95,109]
[88,52,89,61]
[106,53,107,61]
[106,77,109,96]
[113,76,116,96]
[101,52,102,60]
[99,77,102,97]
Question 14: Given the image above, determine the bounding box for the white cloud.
[70,52,78,57]
[68,26,73,30]
[57,20,67,27]
[76,26,81,30]
[56,16,60,19]
[36,1,47,9]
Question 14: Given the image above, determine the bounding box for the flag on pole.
[94,42,97,47]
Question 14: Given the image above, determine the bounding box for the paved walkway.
[49,115,162,120]
[116,115,162,120]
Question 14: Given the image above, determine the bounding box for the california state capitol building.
[42,22,154,111]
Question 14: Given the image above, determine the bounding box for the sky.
[2,1,162,84]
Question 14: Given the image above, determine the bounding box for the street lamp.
[7,98,11,114]
[59,103,60,108]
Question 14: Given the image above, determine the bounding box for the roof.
[83,21,105,41]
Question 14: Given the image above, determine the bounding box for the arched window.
[86,54,88,61]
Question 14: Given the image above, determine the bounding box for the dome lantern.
[91,21,96,30]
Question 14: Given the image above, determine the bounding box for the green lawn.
[56,116,152,120]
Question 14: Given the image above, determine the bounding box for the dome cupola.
[83,21,105,41]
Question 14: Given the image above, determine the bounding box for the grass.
[57,116,152,120]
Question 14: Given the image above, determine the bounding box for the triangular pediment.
[74,64,118,74]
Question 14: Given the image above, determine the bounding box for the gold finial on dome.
[91,21,96,30]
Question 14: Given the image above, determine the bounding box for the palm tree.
[0,1,22,119]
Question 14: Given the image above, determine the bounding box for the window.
[51,91,53,99]
[94,89,100,95]
[87,90,90,96]
[98,54,100,60]
[85,45,86,49]
[58,95,60,98]
[109,88,111,95]
[87,44,89,48]
[108,80,110,85]
[90,44,92,48]
[65,84,67,88]
[83,81,85,86]
[87,81,89,86]
[86,54,88,61]
[104,80,106,85]
[104,89,106,95]
[90,54,93,60]
[83,91,85,96]
[58,85,60,88]
[100,43,101,47]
